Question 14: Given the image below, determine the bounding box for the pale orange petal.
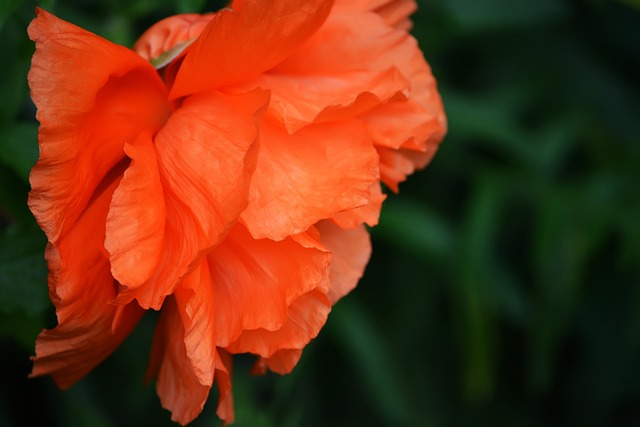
[27,8,169,245]
[30,167,144,388]
[241,119,379,241]
[208,223,331,347]
[114,89,269,309]
[170,0,334,98]
[133,13,215,66]
[317,221,372,304]
[337,0,417,29]
[105,132,165,290]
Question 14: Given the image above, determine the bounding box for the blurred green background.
[1,0,640,426]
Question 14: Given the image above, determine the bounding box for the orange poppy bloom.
[27,0,445,425]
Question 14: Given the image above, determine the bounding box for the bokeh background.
[1,0,640,426]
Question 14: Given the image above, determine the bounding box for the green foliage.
[1,0,640,426]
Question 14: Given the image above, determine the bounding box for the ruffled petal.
[363,98,444,151]
[331,181,385,228]
[251,348,303,375]
[226,289,331,358]
[115,89,269,309]
[337,0,417,30]
[208,223,331,348]
[105,132,165,290]
[30,166,144,389]
[241,119,379,240]
[214,349,235,425]
[170,0,334,98]
[27,8,169,245]
[133,13,215,66]
[378,145,439,192]
[148,262,216,425]
[317,221,371,304]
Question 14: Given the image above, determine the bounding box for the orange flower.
[27,0,445,425]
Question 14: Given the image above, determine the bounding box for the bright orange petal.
[150,262,216,425]
[331,181,386,228]
[105,132,165,290]
[252,348,303,375]
[241,119,379,241]
[114,89,269,309]
[378,145,439,192]
[363,98,445,151]
[170,0,334,98]
[317,220,372,304]
[214,349,235,425]
[30,167,144,389]
[27,8,169,245]
[208,223,331,348]
[226,289,331,358]
[237,68,408,134]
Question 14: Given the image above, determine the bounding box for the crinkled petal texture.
[27,7,164,387]
[27,8,170,245]
[30,166,145,389]
[107,88,269,310]
[244,0,446,192]
[170,0,334,98]
[29,0,446,425]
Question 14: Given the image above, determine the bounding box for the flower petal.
[209,223,331,348]
[317,220,371,304]
[148,261,217,425]
[378,145,439,192]
[238,68,408,134]
[251,348,303,375]
[241,119,379,241]
[338,0,417,30]
[226,289,331,358]
[30,166,144,389]
[105,132,165,290]
[170,0,334,98]
[114,89,269,309]
[27,8,169,245]
[133,13,215,65]
[331,181,386,228]
[214,349,235,425]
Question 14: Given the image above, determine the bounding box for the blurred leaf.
[329,300,411,426]
[0,0,21,32]
[0,227,48,316]
[374,197,455,263]
[0,122,38,182]
[454,178,501,401]
[0,165,32,226]
[437,0,566,32]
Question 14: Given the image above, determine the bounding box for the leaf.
[0,227,49,317]
[0,122,39,182]
[374,197,455,263]
[328,300,411,425]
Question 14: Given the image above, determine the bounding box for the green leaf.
[329,301,411,425]
[0,122,38,182]
[0,0,21,33]
[0,227,48,317]
[374,197,455,263]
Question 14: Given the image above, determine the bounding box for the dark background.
[1,0,640,426]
